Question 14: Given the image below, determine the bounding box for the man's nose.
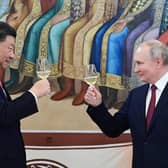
[9,52,15,59]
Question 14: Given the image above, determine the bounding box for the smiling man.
[84,39,168,168]
[0,21,51,168]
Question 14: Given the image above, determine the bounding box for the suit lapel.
[0,83,11,101]
[0,87,6,100]
[141,85,149,133]
[135,84,149,135]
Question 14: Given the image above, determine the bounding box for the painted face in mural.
[0,36,15,69]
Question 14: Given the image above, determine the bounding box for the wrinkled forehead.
[133,45,151,62]
[0,36,15,49]
[135,44,150,55]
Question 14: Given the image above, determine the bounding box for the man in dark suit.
[84,39,168,168]
[0,21,51,167]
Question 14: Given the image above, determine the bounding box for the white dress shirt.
[145,72,168,115]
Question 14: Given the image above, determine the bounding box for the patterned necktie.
[146,85,157,129]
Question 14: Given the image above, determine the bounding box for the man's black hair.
[0,21,16,42]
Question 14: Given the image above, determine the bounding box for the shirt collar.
[155,72,168,92]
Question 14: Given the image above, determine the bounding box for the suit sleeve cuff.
[28,90,38,104]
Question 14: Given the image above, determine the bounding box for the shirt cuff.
[28,90,38,104]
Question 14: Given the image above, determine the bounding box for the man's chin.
[139,77,146,82]
[2,64,9,69]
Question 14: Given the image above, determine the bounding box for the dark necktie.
[146,85,157,129]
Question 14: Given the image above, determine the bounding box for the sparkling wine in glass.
[36,58,51,79]
[83,64,98,86]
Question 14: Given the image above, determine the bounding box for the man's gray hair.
[140,39,168,65]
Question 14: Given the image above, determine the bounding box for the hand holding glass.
[83,64,98,86]
[36,58,51,79]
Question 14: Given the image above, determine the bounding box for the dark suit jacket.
[87,83,168,168]
[0,85,38,168]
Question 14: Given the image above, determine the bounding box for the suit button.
[144,141,148,145]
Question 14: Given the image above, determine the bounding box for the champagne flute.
[83,64,98,86]
[36,58,51,79]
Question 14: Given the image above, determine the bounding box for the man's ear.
[156,56,163,68]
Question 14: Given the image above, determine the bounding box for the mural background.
[0,0,167,167]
